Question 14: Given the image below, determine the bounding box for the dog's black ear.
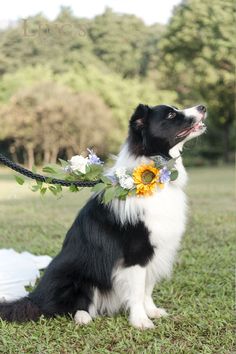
[130,104,149,130]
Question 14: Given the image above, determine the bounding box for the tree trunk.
[9,145,18,163]
[50,146,59,163]
[26,145,35,168]
[44,150,51,164]
[66,147,74,160]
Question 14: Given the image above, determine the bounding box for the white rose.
[69,155,89,174]
[119,176,135,190]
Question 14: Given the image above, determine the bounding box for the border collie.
[0,104,207,329]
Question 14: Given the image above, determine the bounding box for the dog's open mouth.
[176,121,206,138]
[176,115,206,138]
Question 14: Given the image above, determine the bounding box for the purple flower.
[87,149,103,165]
[159,167,171,183]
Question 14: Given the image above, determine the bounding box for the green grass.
[0,166,235,354]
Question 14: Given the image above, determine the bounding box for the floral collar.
[15,149,179,204]
[93,155,179,204]
[95,154,179,203]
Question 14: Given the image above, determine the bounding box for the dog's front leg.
[121,265,154,329]
[144,276,168,319]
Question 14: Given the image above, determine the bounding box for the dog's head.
[128,104,207,156]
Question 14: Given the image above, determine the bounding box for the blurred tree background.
[0,0,234,167]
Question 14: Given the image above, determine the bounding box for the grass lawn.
[0,166,235,353]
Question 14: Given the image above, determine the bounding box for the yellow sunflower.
[133,162,161,196]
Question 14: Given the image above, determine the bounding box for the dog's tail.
[0,297,42,322]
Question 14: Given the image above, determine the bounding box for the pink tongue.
[177,123,200,137]
[177,128,191,137]
[193,123,200,131]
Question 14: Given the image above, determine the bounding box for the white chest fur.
[142,183,187,283]
[109,143,188,281]
[92,144,189,317]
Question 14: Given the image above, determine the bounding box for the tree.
[0,6,233,164]
[158,0,235,161]
[0,82,115,166]
[0,65,53,103]
[139,23,165,78]
[0,12,94,77]
[88,8,150,78]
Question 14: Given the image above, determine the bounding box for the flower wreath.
[15,149,179,204]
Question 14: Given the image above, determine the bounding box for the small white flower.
[119,176,135,190]
[155,156,168,166]
[69,155,89,174]
[115,167,127,178]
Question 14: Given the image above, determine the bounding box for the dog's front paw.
[129,315,155,330]
[74,310,92,325]
[144,297,168,319]
[146,306,168,319]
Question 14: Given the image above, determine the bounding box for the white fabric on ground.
[0,249,52,301]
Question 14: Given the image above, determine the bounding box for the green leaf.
[49,185,58,196]
[84,164,103,180]
[14,175,25,185]
[128,188,137,197]
[103,186,116,204]
[170,170,179,181]
[31,184,40,192]
[92,183,106,193]
[58,158,69,168]
[114,185,125,197]
[113,185,130,199]
[55,184,63,193]
[40,187,47,196]
[36,180,43,188]
[73,170,86,179]
[45,177,53,184]
[42,166,57,174]
[69,185,79,192]
[100,175,113,185]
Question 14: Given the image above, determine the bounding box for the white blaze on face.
[183,106,203,122]
[181,106,207,141]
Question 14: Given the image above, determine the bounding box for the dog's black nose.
[197,105,207,113]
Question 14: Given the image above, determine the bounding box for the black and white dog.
[0,104,207,329]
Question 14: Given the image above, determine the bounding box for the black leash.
[0,153,100,187]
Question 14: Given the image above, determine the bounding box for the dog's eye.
[167,112,176,119]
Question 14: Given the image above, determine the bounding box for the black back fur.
[0,196,154,321]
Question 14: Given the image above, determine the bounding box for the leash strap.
[0,153,100,187]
